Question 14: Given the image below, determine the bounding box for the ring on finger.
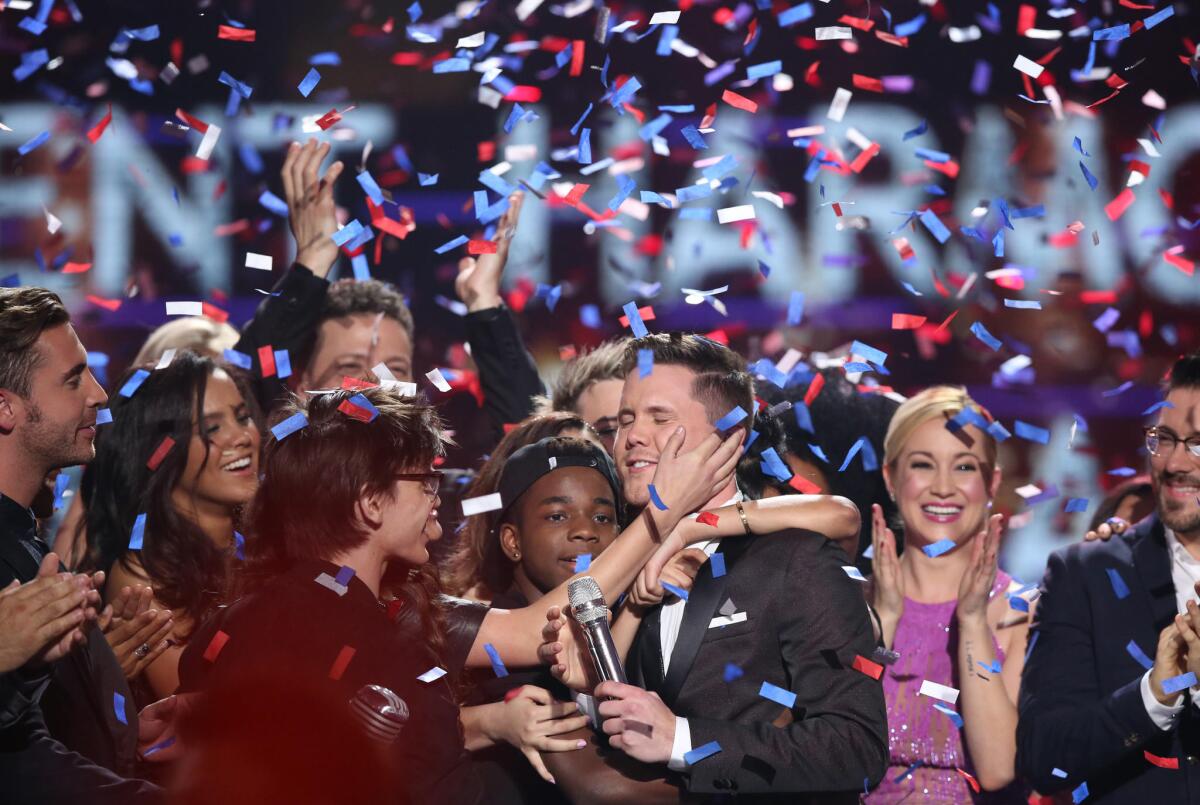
[134,642,151,659]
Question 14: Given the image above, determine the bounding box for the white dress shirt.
[665,490,743,771]
[1140,527,1200,728]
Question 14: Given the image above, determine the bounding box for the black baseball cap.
[495,436,624,528]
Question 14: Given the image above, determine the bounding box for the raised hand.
[630,547,709,610]
[1084,516,1131,542]
[281,139,345,278]
[538,604,596,692]
[1149,622,1188,706]
[0,553,91,672]
[138,692,197,762]
[486,685,589,783]
[101,585,174,678]
[455,191,525,312]
[1173,585,1200,682]
[648,427,743,528]
[870,503,905,647]
[956,513,1004,627]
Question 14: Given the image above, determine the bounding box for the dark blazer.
[0,516,161,803]
[464,305,546,443]
[626,530,888,800]
[1018,514,1200,800]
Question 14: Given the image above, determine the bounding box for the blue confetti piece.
[271,412,308,441]
[1079,161,1099,191]
[143,735,176,757]
[345,393,379,422]
[647,484,669,511]
[793,402,814,433]
[1162,672,1197,695]
[14,48,49,81]
[1014,420,1050,444]
[1106,568,1130,600]
[978,659,1002,673]
[223,349,252,370]
[850,340,888,367]
[357,171,385,206]
[234,531,245,561]
[758,681,797,709]
[923,539,955,558]
[838,438,867,472]
[18,130,50,156]
[1063,498,1089,513]
[433,57,471,74]
[1142,400,1174,416]
[1126,639,1154,670]
[1093,24,1130,41]
[970,321,1002,351]
[786,291,805,326]
[96,408,113,425]
[1052,768,1069,778]
[484,643,508,678]
[418,172,439,186]
[309,52,341,66]
[623,301,649,338]
[407,1,422,21]
[569,102,593,137]
[258,190,289,217]
[1007,595,1030,612]
[128,513,146,550]
[119,369,150,398]
[637,349,654,379]
[1144,6,1174,28]
[714,405,749,431]
[274,349,292,380]
[217,71,253,99]
[1072,782,1089,803]
[760,447,793,483]
[662,581,689,601]
[52,472,69,511]
[777,3,814,27]
[573,554,592,573]
[334,565,355,587]
[576,127,592,165]
[683,740,722,765]
[747,60,781,81]
[606,175,637,212]
[114,692,128,725]
[580,304,601,329]
[19,16,47,35]
[919,208,951,244]
[932,702,963,729]
[681,125,707,149]
[894,761,923,783]
[723,663,743,682]
[435,235,469,254]
[710,552,726,578]
[331,220,364,247]
[1108,467,1137,477]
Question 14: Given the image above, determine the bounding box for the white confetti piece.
[165,301,203,316]
[155,349,177,370]
[815,26,853,40]
[842,566,867,582]
[717,204,756,224]
[751,190,785,209]
[462,492,503,517]
[827,87,853,122]
[1012,55,1044,79]
[196,122,222,161]
[649,10,680,24]
[919,679,960,705]
[44,206,62,235]
[418,666,448,683]
[515,0,544,21]
[1015,484,1043,499]
[245,252,273,271]
[456,31,486,48]
[425,368,452,392]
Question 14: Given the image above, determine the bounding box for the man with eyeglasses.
[1018,352,1200,802]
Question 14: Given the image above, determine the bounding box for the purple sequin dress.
[866,571,1020,804]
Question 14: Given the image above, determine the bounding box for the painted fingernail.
[576,739,587,748]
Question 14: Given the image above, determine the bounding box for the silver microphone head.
[350,684,410,744]
[568,576,608,625]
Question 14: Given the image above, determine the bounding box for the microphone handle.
[582,619,627,685]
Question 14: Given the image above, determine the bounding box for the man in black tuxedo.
[581,334,887,800]
[0,286,162,803]
[1018,352,1200,801]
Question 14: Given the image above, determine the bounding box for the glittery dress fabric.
[867,570,1022,804]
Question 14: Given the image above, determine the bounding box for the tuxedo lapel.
[635,603,665,692]
[659,539,752,707]
[1129,516,1177,632]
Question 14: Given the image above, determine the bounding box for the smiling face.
[172,369,261,515]
[615,364,718,509]
[576,379,624,455]
[1149,387,1200,539]
[13,323,108,472]
[377,470,443,565]
[500,466,619,597]
[884,417,1000,551]
[300,313,413,391]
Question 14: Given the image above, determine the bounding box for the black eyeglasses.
[1144,427,1200,459]
[396,472,443,496]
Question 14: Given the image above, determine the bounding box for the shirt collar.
[1166,528,1200,567]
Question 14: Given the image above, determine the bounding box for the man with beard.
[1019,352,1200,801]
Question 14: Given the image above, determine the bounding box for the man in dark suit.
[0,286,162,802]
[580,334,888,800]
[1018,352,1200,801]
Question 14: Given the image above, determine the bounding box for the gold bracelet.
[736,501,751,535]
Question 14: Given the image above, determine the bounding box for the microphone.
[350,684,410,744]
[567,576,627,685]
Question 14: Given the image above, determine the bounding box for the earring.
[512,551,521,560]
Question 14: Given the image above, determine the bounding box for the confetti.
[662,581,689,600]
[418,666,448,683]
[919,679,959,704]
[1126,639,1154,670]
[852,655,884,679]
[146,436,175,470]
[710,552,726,577]
[271,412,308,441]
[298,67,321,97]
[1162,672,1196,695]
[1106,568,1130,600]
[203,630,230,662]
[462,492,503,516]
[714,405,749,431]
[684,740,722,765]
[484,643,509,678]
[328,645,356,680]
[245,252,272,271]
[923,539,955,558]
[647,484,669,511]
[758,681,797,708]
[1144,750,1179,769]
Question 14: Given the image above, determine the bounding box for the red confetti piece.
[315,109,342,130]
[257,345,276,378]
[569,39,585,77]
[852,74,884,93]
[1163,248,1195,276]
[504,85,542,103]
[697,511,719,527]
[467,239,498,255]
[86,295,122,312]
[86,104,113,143]
[217,25,256,41]
[564,183,590,206]
[337,399,375,423]
[935,310,959,333]
[838,14,875,31]
[201,302,229,324]
[618,305,656,328]
[892,314,927,330]
[328,645,356,680]
[852,654,884,679]
[704,328,729,346]
[147,437,176,471]
[803,373,825,407]
[63,262,92,274]
[558,345,577,361]
[203,630,230,662]
[721,89,758,113]
[788,474,823,494]
[956,768,981,793]
[849,142,880,173]
[875,31,908,48]
[175,108,210,133]
[503,686,526,703]
[340,376,378,391]
[1144,750,1179,769]
[386,598,404,620]
[1105,188,1135,221]
[1016,4,1037,35]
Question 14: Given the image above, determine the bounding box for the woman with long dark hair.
[83,350,260,701]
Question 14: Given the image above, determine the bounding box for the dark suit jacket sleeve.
[0,668,48,730]
[233,262,329,412]
[464,305,545,442]
[1017,547,1159,793]
[684,538,889,794]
